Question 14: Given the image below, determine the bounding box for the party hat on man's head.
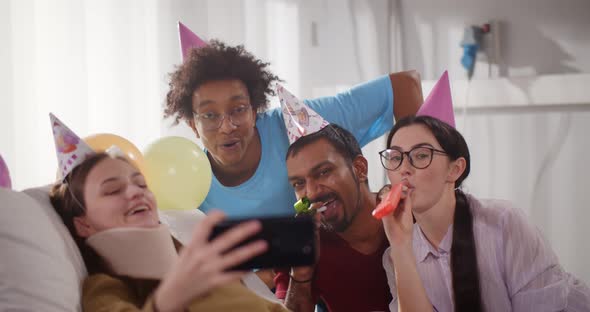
[178,21,208,62]
[417,71,455,128]
[50,113,96,180]
[277,84,330,144]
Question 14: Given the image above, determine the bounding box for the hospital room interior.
[1,0,589,310]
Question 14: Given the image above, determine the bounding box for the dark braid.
[451,189,483,311]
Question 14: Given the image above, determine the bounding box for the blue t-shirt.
[199,75,394,218]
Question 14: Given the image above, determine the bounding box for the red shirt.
[275,229,391,312]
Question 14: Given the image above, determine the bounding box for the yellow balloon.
[84,133,145,174]
[143,136,212,211]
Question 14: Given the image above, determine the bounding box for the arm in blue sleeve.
[304,75,394,147]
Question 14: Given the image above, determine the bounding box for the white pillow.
[0,187,86,312]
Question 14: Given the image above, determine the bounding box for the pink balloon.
[0,154,12,190]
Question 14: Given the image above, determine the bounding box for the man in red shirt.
[274,123,391,312]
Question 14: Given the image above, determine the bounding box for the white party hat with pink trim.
[276,84,330,144]
[50,113,96,180]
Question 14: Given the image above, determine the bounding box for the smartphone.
[208,215,316,270]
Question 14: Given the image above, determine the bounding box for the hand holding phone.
[154,211,266,312]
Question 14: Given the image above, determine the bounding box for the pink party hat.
[50,113,96,180]
[178,21,208,62]
[0,154,11,189]
[277,84,330,144]
[417,71,455,128]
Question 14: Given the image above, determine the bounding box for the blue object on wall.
[461,44,479,79]
[460,26,486,80]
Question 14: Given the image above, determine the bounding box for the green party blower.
[294,197,312,214]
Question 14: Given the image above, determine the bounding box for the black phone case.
[208,215,316,270]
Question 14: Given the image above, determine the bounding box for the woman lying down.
[49,114,288,312]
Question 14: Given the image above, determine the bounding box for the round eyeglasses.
[193,105,252,131]
[379,146,448,171]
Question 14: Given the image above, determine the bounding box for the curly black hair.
[164,40,282,125]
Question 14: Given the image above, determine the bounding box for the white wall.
[398,0,590,80]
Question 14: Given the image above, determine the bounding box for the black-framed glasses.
[379,146,448,171]
[193,105,252,131]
